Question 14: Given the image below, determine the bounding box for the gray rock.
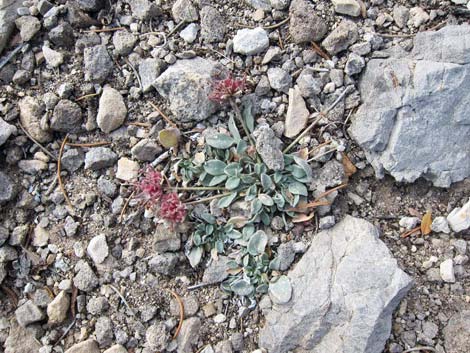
[103,345,127,353]
[76,0,103,12]
[18,159,48,174]
[84,147,117,170]
[431,216,450,234]
[65,339,100,353]
[61,148,84,172]
[444,310,470,353]
[296,70,322,98]
[268,275,292,304]
[172,0,198,22]
[267,67,292,93]
[344,53,365,76]
[112,30,137,56]
[148,253,178,275]
[97,86,127,133]
[233,27,269,56]
[4,319,41,353]
[254,125,284,171]
[319,215,336,229]
[202,256,230,284]
[170,295,199,317]
[84,45,113,83]
[180,23,198,43]
[47,290,70,325]
[393,5,409,28]
[322,20,358,55]
[246,0,271,10]
[19,96,51,143]
[131,138,162,161]
[349,25,470,187]
[0,0,22,54]
[95,316,113,346]
[42,46,64,67]
[87,234,108,264]
[38,0,53,15]
[276,241,295,271]
[145,322,169,352]
[259,216,413,353]
[139,58,163,93]
[15,300,45,327]
[153,224,181,252]
[73,261,99,292]
[51,99,82,132]
[270,0,289,10]
[86,296,109,315]
[154,57,218,123]
[0,245,17,262]
[200,6,225,43]
[49,23,74,47]
[284,86,308,138]
[177,317,201,353]
[0,117,16,145]
[332,0,361,17]
[15,15,40,41]
[12,69,30,85]
[289,0,328,44]
[130,0,160,20]
[399,216,420,230]
[447,198,470,232]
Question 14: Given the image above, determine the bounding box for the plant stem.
[185,192,231,206]
[166,186,227,191]
[229,98,255,147]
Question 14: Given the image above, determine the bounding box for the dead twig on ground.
[75,92,100,101]
[66,141,110,147]
[311,41,331,60]
[1,285,18,307]
[18,123,57,161]
[166,289,184,339]
[109,285,135,316]
[149,102,178,128]
[314,184,348,201]
[125,58,142,91]
[119,191,135,223]
[184,192,232,206]
[400,226,421,238]
[85,26,124,33]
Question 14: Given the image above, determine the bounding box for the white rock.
[47,290,70,325]
[447,199,470,233]
[0,118,17,146]
[233,27,269,55]
[399,216,420,230]
[87,234,109,264]
[284,86,309,138]
[213,314,226,323]
[42,46,63,68]
[332,0,361,17]
[97,86,127,133]
[439,259,455,283]
[32,226,49,247]
[116,157,139,181]
[431,216,451,233]
[180,23,198,43]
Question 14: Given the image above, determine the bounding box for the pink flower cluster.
[208,75,246,103]
[134,167,186,223]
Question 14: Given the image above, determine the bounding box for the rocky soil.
[0,0,470,353]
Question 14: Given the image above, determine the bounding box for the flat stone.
[153,224,181,252]
[431,216,451,234]
[47,290,70,325]
[65,339,100,353]
[97,86,127,133]
[51,99,82,132]
[170,295,199,317]
[447,198,470,233]
[259,216,413,353]
[84,45,113,83]
[322,20,358,55]
[202,256,230,284]
[139,58,163,93]
[268,275,292,304]
[73,261,99,292]
[233,27,269,56]
[15,15,40,41]
[154,57,218,123]
[61,148,84,172]
[254,124,284,171]
[130,0,160,20]
[200,6,225,43]
[180,23,198,43]
[177,317,201,353]
[95,316,113,346]
[131,138,162,161]
[349,25,470,187]
[116,157,139,181]
[49,23,75,47]
[0,245,18,262]
[440,259,455,283]
[289,0,328,44]
[19,96,51,143]
[42,46,64,67]
[0,117,17,145]
[284,86,309,138]
[148,253,178,275]
[18,159,48,174]
[32,226,49,247]
[84,147,117,170]
[87,234,108,264]
[332,0,362,17]
[145,322,169,351]
[112,30,137,55]
[344,52,365,76]
[267,67,292,93]
[15,300,45,327]
[172,0,198,23]
[444,310,470,353]
[4,319,41,353]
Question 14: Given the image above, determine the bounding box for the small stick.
[75,92,100,101]
[1,285,18,307]
[58,135,74,211]
[311,41,331,60]
[85,26,125,33]
[187,282,211,290]
[185,192,232,206]
[127,122,152,127]
[18,123,57,161]
[309,140,332,155]
[119,190,135,223]
[140,31,167,48]
[66,141,110,147]
[314,184,348,201]
[401,226,421,238]
[206,46,236,65]
[149,102,178,128]
[125,58,142,91]
[403,347,437,353]
[166,186,227,191]
[167,20,187,37]
[0,43,24,70]
[53,319,76,346]
[151,150,171,167]
[70,283,78,318]
[166,289,184,339]
[374,32,415,38]
[263,16,290,30]
[109,285,135,316]
[308,147,338,162]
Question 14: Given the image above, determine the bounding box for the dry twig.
[401,226,421,238]
[166,289,184,339]
[109,285,135,316]
[66,141,110,147]
[18,123,57,161]
[1,285,18,307]
[314,183,348,201]
[119,191,135,223]
[85,26,124,33]
[311,41,331,60]
[184,192,231,206]
[149,102,178,128]
[75,92,100,101]
[71,283,78,318]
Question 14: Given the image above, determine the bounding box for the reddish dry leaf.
[292,212,315,223]
[341,152,357,177]
[421,211,432,235]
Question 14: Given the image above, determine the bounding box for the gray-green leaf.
[187,247,203,268]
[204,160,227,175]
[247,230,268,256]
[230,278,254,296]
[206,134,235,149]
[208,174,227,186]
[260,173,274,191]
[288,181,308,196]
[225,176,241,190]
[258,193,274,206]
[228,116,241,143]
[218,192,238,208]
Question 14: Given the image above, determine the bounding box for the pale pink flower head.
[134,167,163,207]
[160,192,186,223]
[208,74,246,103]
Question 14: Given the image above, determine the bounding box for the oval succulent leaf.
[228,116,241,143]
[247,230,268,256]
[288,181,308,196]
[204,160,227,175]
[230,278,254,296]
[208,174,228,186]
[187,247,203,268]
[225,176,241,190]
[206,133,235,149]
[258,193,274,206]
[217,192,238,208]
[158,128,181,148]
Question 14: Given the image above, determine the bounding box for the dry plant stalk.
[166,289,185,339]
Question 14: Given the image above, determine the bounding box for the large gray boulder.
[0,0,22,54]
[154,57,218,123]
[349,25,470,187]
[259,216,413,353]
